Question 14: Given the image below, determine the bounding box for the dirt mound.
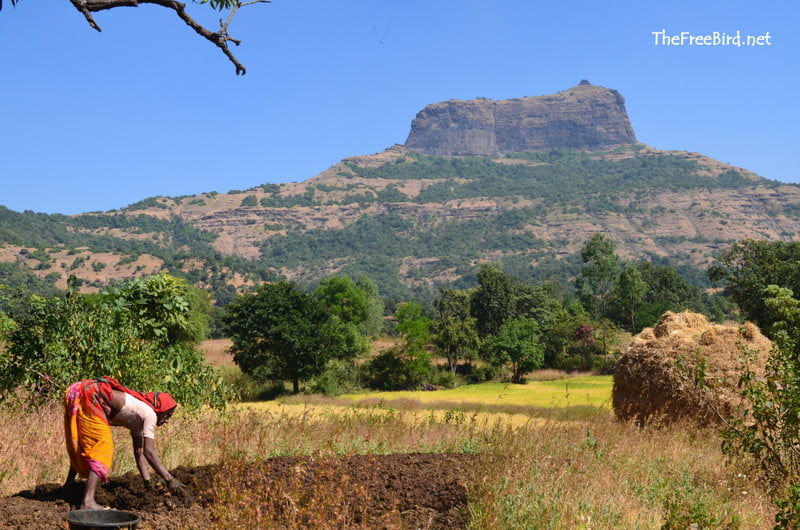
[612,311,771,427]
[0,453,478,529]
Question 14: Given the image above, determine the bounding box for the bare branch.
[69,0,103,30]
[68,0,270,75]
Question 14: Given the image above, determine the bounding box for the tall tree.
[511,282,572,368]
[363,302,431,390]
[314,275,385,336]
[314,276,369,327]
[484,318,545,384]
[471,264,516,337]
[615,265,648,332]
[394,302,431,356]
[433,288,480,374]
[356,276,385,336]
[575,233,620,321]
[223,281,365,393]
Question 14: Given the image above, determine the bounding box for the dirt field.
[0,453,478,529]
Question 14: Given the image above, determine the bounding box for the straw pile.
[612,311,771,427]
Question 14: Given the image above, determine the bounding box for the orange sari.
[63,380,114,482]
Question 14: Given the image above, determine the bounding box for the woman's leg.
[63,465,77,489]
[81,470,106,510]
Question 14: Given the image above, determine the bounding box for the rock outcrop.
[404,81,637,156]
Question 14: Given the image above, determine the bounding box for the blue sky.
[1,0,797,215]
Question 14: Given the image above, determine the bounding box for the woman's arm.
[132,434,174,483]
[131,434,159,482]
[143,436,187,492]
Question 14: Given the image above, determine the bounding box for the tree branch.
[68,0,269,75]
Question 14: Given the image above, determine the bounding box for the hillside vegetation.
[1,144,799,303]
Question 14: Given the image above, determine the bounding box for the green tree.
[471,264,516,337]
[363,302,432,390]
[395,302,431,355]
[484,318,545,384]
[223,281,365,394]
[0,275,229,408]
[608,261,712,331]
[356,276,385,336]
[614,265,648,331]
[240,195,258,207]
[546,301,594,368]
[575,234,622,354]
[466,267,572,369]
[511,282,571,368]
[314,276,370,328]
[105,273,211,346]
[432,288,480,374]
[575,233,620,321]
[709,240,800,335]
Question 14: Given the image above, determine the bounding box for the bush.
[362,348,431,390]
[553,353,612,372]
[305,359,362,396]
[0,274,232,409]
[721,285,800,525]
[426,367,461,389]
[461,363,501,384]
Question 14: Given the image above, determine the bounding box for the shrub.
[0,274,231,409]
[427,367,460,389]
[362,348,431,390]
[722,286,800,526]
[305,359,362,396]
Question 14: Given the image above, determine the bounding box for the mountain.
[1,82,799,303]
[405,80,637,156]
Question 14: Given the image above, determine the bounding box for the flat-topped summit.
[404,81,637,156]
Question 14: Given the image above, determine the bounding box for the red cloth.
[146,391,177,414]
[76,379,115,424]
[100,376,178,414]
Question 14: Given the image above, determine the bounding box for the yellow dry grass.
[236,400,544,429]
[0,395,776,528]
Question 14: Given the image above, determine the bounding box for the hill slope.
[1,83,798,302]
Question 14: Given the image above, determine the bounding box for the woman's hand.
[167,477,188,493]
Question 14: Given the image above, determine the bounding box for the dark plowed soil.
[0,453,479,529]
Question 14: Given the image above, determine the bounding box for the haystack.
[612,311,771,427]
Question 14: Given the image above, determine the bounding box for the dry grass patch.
[200,338,234,368]
[469,419,774,528]
[0,396,777,527]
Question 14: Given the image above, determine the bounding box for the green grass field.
[338,375,612,408]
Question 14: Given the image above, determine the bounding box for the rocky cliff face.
[404,81,637,156]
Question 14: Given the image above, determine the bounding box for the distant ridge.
[2,82,800,303]
[404,81,637,156]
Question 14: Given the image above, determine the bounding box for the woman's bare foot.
[80,501,110,510]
